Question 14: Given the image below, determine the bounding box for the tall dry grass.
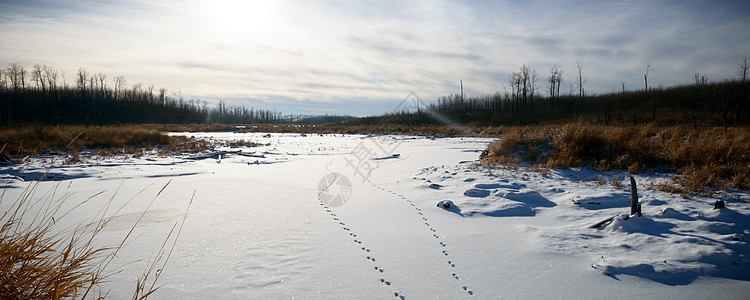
[481,124,750,195]
[0,125,210,160]
[1,176,192,299]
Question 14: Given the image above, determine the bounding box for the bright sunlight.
[205,0,277,37]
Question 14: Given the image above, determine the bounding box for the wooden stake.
[630,176,639,216]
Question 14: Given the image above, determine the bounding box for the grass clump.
[481,123,750,195]
[1,176,191,299]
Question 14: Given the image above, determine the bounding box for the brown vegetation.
[480,124,750,195]
[0,125,210,161]
[161,123,467,136]
[1,178,191,299]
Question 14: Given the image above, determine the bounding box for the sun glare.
[207,0,276,37]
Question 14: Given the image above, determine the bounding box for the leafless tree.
[644,64,654,91]
[6,64,19,91]
[548,65,562,100]
[42,65,58,92]
[5,62,27,126]
[131,82,143,101]
[694,73,706,85]
[88,74,96,97]
[0,68,5,91]
[96,73,107,93]
[147,84,154,103]
[508,72,520,101]
[61,71,67,88]
[520,64,530,102]
[113,75,126,101]
[529,67,538,99]
[20,66,27,90]
[739,56,748,82]
[7,63,26,91]
[576,62,585,98]
[159,87,167,105]
[76,67,89,93]
[31,63,46,93]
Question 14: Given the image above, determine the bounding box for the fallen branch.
[184,150,240,160]
[591,216,615,228]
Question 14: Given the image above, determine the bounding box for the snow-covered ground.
[2,132,749,299]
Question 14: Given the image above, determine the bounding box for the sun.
[206,0,277,36]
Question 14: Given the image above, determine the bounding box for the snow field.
[1,132,748,299]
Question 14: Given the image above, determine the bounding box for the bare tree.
[644,64,654,91]
[520,64,529,103]
[147,84,154,103]
[530,67,538,99]
[557,69,562,99]
[0,68,5,91]
[76,67,89,93]
[5,62,27,126]
[739,56,748,82]
[19,65,27,90]
[694,73,706,85]
[113,75,126,101]
[576,62,585,98]
[96,73,107,93]
[42,65,58,92]
[31,63,46,93]
[508,64,538,109]
[548,65,562,100]
[131,82,143,101]
[88,74,96,97]
[159,87,168,105]
[508,72,520,103]
[7,63,25,91]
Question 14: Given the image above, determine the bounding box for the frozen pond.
[2,132,748,299]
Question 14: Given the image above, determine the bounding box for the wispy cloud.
[1,0,748,115]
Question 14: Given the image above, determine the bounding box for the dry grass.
[0,124,465,162]
[481,123,750,195]
[1,177,192,299]
[0,125,216,161]
[234,123,467,136]
[124,122,472,137]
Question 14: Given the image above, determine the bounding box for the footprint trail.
[362,154,475,296]
[318,159,407,299]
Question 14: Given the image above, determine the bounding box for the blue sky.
[1,0,749,116]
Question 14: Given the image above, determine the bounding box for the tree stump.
[714,200,725,209]
[630,177,639,216]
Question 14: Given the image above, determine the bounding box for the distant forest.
[1,60,749,127]
[0,63,351,126]
[355,60,750,127]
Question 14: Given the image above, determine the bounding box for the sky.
[1,0,749,117]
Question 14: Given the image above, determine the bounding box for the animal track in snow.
[320,159,406,298]
[357,157,475,297]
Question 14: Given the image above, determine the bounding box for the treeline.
[428,79,750,126]
[356,60,750,127]
[0,63,290,126]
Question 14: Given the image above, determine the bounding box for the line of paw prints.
[366,184,474,296]
[317,173,406,299]
[360,156,472,297]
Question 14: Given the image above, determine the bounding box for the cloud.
[1,0,749,116]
